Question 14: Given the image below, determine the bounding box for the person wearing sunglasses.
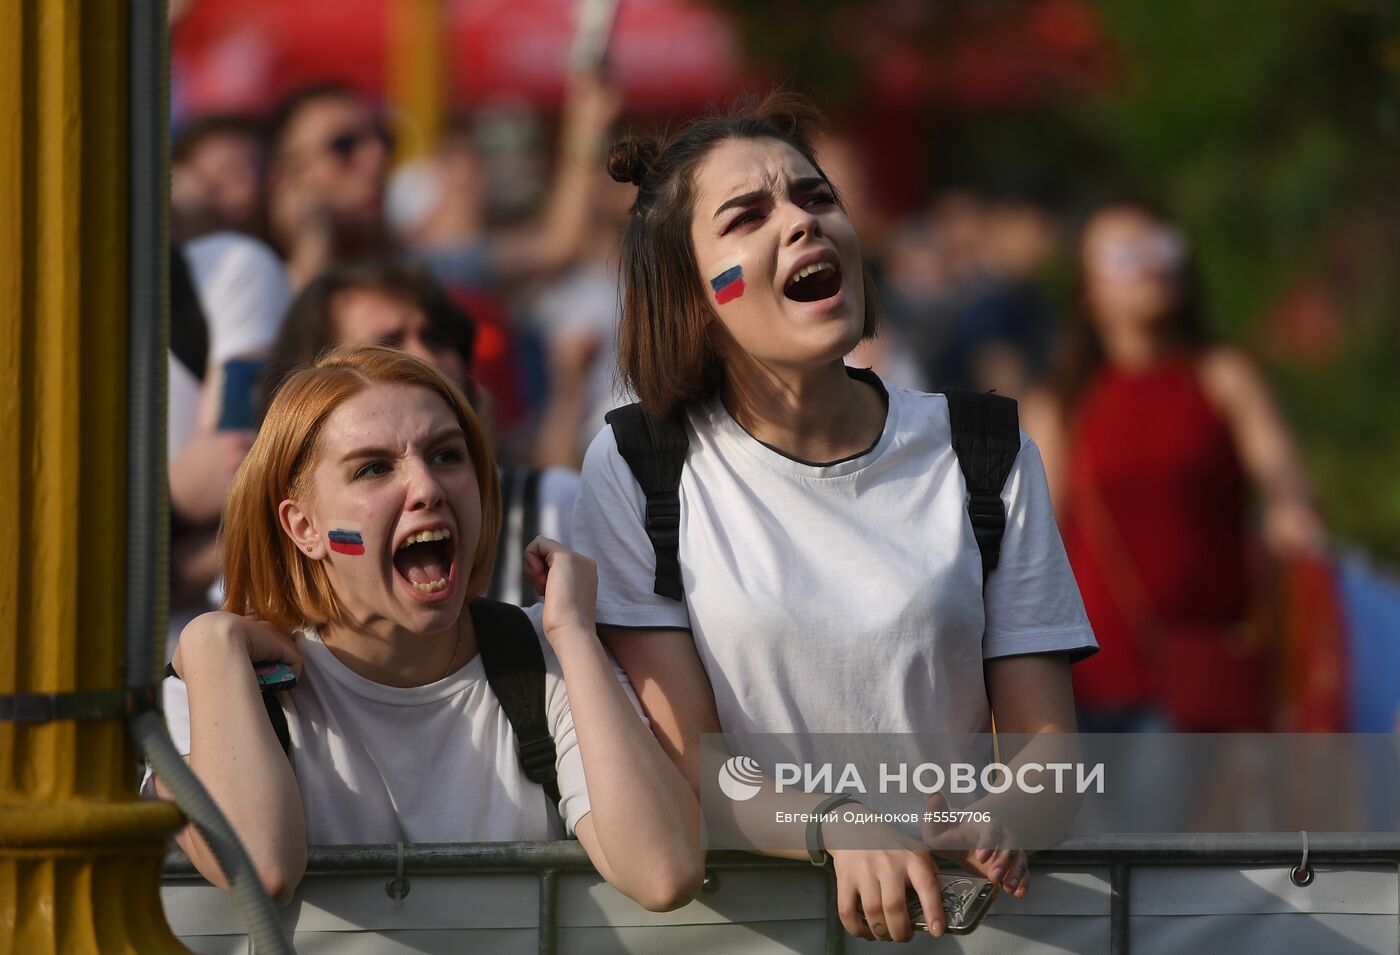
[266,83,395,290]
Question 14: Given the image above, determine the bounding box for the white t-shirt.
[168,232,291,459]
[168,233,292,640]
[571,374,1096,739]
[151,605,635,844]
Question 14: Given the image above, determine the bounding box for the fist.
[522,536,598,642]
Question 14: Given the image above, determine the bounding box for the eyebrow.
[338,425,465,463]
[712,176,829,220]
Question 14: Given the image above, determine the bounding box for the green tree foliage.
[1077,0,1399,334]
[1078,0,1400,559]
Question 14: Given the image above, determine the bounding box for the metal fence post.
[824,865,845,955]
[539,867,559,955]
[1110,862,1130,955]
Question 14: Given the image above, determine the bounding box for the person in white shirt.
[167,233,291,632]
[152,345,701,910]
[571,92,1097,942]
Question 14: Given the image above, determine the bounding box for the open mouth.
[784,260,843,303]
[393,528,456,594]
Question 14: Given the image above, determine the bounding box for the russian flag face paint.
[710,264,745,305]
[327,524,365,556]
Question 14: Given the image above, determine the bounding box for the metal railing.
[161,833,1400,955]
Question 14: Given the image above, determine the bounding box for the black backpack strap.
[943,389,1021,584]
[604,403,689,601]
[262,691,292,755]
[471,598,561,806]
[169,246,209,382]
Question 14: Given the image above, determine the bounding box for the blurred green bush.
[1071,0,1400,561]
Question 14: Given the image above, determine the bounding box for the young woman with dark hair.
[570,92,1097,942]
[1023,203,1325,733]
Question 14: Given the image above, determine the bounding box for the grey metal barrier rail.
[161,834,1400,955]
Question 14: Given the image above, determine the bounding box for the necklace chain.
[441,623,465,681]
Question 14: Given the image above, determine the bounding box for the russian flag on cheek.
[327,528,365,555]
[710,265,745,305]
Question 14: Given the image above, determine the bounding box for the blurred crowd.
[170,72,1352,734]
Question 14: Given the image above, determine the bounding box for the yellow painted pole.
[388,0,445,162]
[0,1,188,951]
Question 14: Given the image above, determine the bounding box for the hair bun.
[752,89,826,144]
[607,137,660,187]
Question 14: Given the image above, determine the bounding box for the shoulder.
[180,232,292,345]
[1018,387,1067,446]
[578,421,635,497]
[884,383,950,428]
[581,418,624,469]
[893,385,1034,452]
[579,406,702,484]
[182,232,289,297]
[572,423,650,545]
[1198,345,1272,414]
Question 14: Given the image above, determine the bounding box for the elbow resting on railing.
[258,858,307,907]
[624,855,707,913]
[177,841,304,907]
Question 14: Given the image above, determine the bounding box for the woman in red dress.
[1024,203,1325,732]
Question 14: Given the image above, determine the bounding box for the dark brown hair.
[608,90,881,419]
[264,81,364,160]
[1052,201,1209,412]
[173,113,262,166]
[260,257,477,419]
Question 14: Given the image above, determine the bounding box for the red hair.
[221,345,500,631]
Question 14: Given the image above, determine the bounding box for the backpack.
[164,597,560,806]
[604,387,1021,601]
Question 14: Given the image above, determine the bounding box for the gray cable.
[132,714,296,954]
[125,1,293,951]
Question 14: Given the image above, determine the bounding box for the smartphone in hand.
[910,875,998,935]
[857,874,998,936]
